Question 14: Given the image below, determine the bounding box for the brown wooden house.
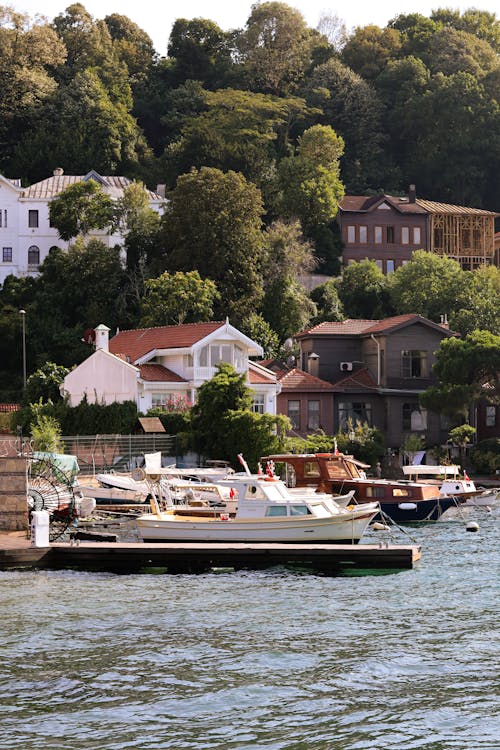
[339,185,498,273]
[294,314,458,450]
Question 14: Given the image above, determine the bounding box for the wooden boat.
[136,456,378,543]
[260,452,463,523]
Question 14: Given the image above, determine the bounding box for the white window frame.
[359,226,367,243]
[402,227,409,244]
[252,394,265,414]
[413,227,421,245]
[347,226,356,243]
[374,226,382,244]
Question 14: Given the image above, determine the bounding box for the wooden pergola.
[425,208,498,270]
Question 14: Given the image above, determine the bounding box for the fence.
[59,434,179,474]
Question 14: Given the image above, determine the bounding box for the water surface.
[1,511,499,749]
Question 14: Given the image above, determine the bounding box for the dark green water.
[1,510,499,750]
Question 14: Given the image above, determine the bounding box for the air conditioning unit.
[340,361,353,372]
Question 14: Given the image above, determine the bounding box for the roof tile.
[109,322,225,362]
[139,363,187,383]
[277,368,335,392]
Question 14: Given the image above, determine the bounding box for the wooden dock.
[0,533,421,573]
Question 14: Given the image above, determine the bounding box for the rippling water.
[1,510,499,750]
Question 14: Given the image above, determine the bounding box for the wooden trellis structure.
[424,206,497,270]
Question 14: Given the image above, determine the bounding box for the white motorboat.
[402,465,499,508]
[137,456,379,544]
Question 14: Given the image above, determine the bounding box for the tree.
[164,87,309,188]
[449,265,500,336]
[238,314,280,358]
[310,278,344,324]
[237,2,320,95]
[11,68,149,181]
[167,18,234,88]
[104,13,156,83]
[161,167,266,324]
[388,251,466,322]
[49,179,114,242]
[338,260,393,319]
[27,239,130,367]
[341,25,402,81]
[140,271,219,327]
[279,124,345,230]
[190,362,288,466]
[421,330,500,420]
[0,7,66,167]
[24,362,69,405]
[304,58,388,192]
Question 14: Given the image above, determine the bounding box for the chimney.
[308,352,319,377]
[94,324,110,352]
[408,184,416,203]
[439,314,449,329]
[53,167,64,176]
[156,184,166,198]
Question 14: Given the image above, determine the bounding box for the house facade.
[294,314,457,450]
[339,185,498,273]
[62,321,280,415]
[261,363,336,436]
[0,169,165,285]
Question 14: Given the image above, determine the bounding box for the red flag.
[464,471,470,481]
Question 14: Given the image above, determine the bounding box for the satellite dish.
[284,338,293,350]
[286,355,295,366]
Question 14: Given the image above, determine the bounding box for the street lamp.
[19,309,26,388]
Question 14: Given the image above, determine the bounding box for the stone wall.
[0,456,28,531]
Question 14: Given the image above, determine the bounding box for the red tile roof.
[248,362,278,384]
[109,322,225,362]
[334,367,378,389]
[296,320,377,338]
[297,315,455,338]
[277,368,335,392]
[139,364,187,383]
[340,194,498,217]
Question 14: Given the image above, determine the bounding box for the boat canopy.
[402,465,460,478]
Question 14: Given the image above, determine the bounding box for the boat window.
[366,486,386,498]
[245,485,266,500]
[265,505,288,516]
[289,505,311,516]
[325,462,351,479]
[392,488,410,497]
[304,461,320,478]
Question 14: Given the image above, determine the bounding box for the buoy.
[466,521,480,532]
[372,522,391,531]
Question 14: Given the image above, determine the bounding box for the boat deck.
[0,532,421,573]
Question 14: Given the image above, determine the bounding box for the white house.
[0,169,165,285]
[62,321,281,415]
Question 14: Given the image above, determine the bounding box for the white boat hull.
[137,508,377,544]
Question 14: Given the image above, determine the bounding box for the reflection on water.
[1,512,499,750]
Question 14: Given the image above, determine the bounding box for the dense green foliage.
[14,399,139,436]
[1,1,500,438]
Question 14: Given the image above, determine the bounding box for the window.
[265,505,288,516]
[151,392,175,409]
[402,403,427,431]
[304,461,320,478]
[28,210,39,228]
[386,260,395,274]
[347,226,356,243]
[401,350,428,378]
[374,226,382,244]
[359,226,367,243]
[0,211,2,228]
[307,400,320,431]
[28,246,40,266]
[287,400,300,430]
[402,227,409,244]
[387,226,395,243]
[199,343,239,368]
[2,247,12,262]
[486,406,496,427]
[252,395,265,414]
[338,401,372,428]
[375,259,383,270]
[290,505,311,516]
[413,227,421,245]
[0,210,6,228]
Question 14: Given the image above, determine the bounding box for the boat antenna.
[237,454,251,475]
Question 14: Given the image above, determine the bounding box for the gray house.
[294,314,457,450]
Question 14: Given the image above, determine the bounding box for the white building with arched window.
[0,169,165,284]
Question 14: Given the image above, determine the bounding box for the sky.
[12,0,500,57]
